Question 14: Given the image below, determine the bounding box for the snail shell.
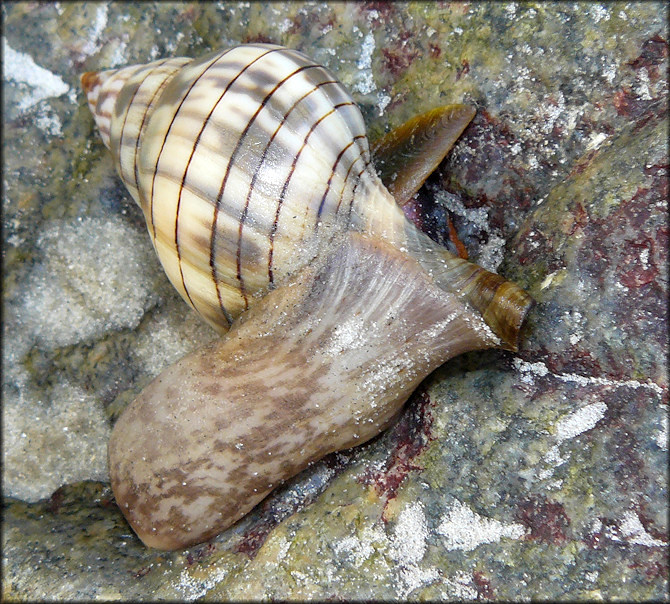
[82,44,533,550]
[82,43,526,344]
[83,44,397,331]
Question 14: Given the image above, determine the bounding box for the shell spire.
[81,64,143,149]
[82,57,193,206]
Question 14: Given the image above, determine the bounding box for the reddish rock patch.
[185,542,216,566]
[473,570,495,600]
[455,58,470,80]
[357,391,436,514]
[381,32,421,77]
[517,496,570,544]
[627,33,668,74]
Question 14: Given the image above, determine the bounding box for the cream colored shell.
[84,44,409,332]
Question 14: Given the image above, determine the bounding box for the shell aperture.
[82,44,533,550]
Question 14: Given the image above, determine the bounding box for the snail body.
[109,232,505,549]
[82,44,533,550]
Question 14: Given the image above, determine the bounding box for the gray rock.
[2,2,667,600]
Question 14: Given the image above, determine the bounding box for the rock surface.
[2,1,667,600]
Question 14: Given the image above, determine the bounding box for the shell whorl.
[84,44,404,332]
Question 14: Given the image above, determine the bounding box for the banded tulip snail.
[82,43,532,550]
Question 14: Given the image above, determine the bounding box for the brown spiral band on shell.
[114,58,171,201]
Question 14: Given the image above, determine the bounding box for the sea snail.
[81,43,533,550]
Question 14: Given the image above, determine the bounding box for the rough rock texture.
[2,1,667,600]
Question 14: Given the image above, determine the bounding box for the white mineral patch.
[177,563,230,601]
[433,188,490,231]
[437,500,527,551]
[2,38,70,113]
[333,534,367,564]
[586,131,609,151]
[639,246,650,268]
[35,107,63,136]
[333,524,385,567]
[16,216,159,351]
[536,444,569,481]
[353,32,376,95]
[527,399,608,483]
[533,399,623,484]
[655,412,668,451]
[589,4,610,23]
[602,62,617,84]
[589,517,603,536]
[381,502,439,598]
[390,501,429,564]
[164,31,185,56]
[540,270,560,289]
[618,511,666,547]
[475,234,506,272]
[377,91,391,116]
[80,2,109,57]
[430,186,508,269]
[2,380,110,502]
[275,535,292,562]
[333,502,439,597]
[440,570,479,600]
[554,401,608,443]
[278,17,293,34]
[634,67,653,101]
[396,564,440,599]
[108,39,129,68]
[515,358,549,384]
[512,358,664,396]
[539,91,584,136]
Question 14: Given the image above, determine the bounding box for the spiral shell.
[84,43,413,332]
